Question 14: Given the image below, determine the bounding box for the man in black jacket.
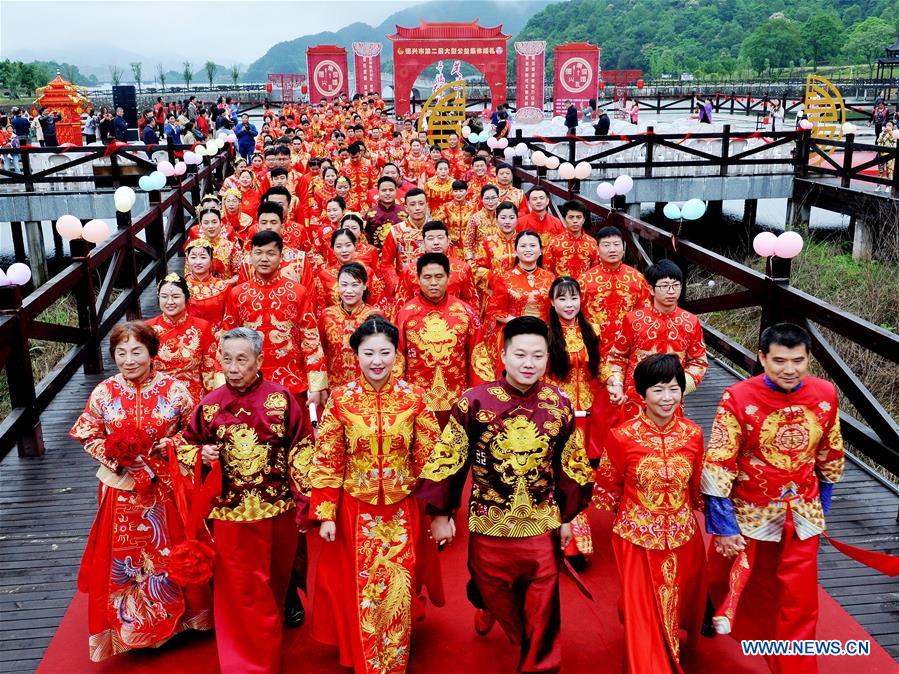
[565,100,578,135]
[594,108,610,135]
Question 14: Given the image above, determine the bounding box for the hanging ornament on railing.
[681,198,707,220]
[613,174,634,196]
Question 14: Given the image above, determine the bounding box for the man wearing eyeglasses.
[604,259,708,421]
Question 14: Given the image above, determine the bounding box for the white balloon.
[6,262,32,286]
[614,174,634,195]
[531,150,547,167]
[574,162,592,180]
[183,150,197,164]
[114,186,136,213]
[841,122,858,135]
[82,219,110,244]
[503,147,516,161]
[545,156,561,170]
[496,137,509,149]
[558,162,576,180]
[515,143,530,157]
[195,145,207,156]
[0,269,8,287]
[173,161,187,176]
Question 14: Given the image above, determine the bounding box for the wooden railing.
[0,152,226,459]
[509,161,899,474]
[0,137,227,191]
[512,127,899,194]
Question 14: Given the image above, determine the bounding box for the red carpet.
[39,508,896,674]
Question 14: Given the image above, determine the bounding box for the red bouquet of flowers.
[106,426,157,494]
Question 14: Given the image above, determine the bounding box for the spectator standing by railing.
[83,107,98,144]
[10,107,31,148]
[113,106,128,142]
[98,107,114,144]
[37,106,61,146]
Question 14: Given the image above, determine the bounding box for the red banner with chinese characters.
[552,42,601,116]
[515,41,546,125]
[352,42,382,95]
[306,45,349,104]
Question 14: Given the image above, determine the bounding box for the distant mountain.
[244,0,557,81]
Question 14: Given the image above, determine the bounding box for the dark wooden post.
[754,255,792,374]
[166,135,176,165]
[21,148,34,192]
[110,149,121,190]
[795,130,811,179]
[146,190,168,280]
[730,91,735,116]
[841,134,855,189]
[644,125,654,178]
[0,286,44,456]
[720,124,731,177]
[70,239,104,375]
[116,210,142,320]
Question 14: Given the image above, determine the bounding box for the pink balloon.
[6,262,32,286]
[799,119,814,130]
[774,231,804,259]
[0,269,9,287]
[486,137,499,149]
[157,160,175,177]
[55,214,83,241]
[596,182,616,200]
[82,219,110,244]
[173,162,187,176]
[752,231,778,257]
[497,137,509,149]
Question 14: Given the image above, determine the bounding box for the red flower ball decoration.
[106,426,153,467]
[167,537,216,587]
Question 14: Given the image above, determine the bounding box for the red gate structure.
[388,20,510,118]
[601,69,642,119]
[267,73,306,104]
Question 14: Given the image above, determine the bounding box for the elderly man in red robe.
[702,322,844,674]
[180,327,315,674]
[416,316,593,674]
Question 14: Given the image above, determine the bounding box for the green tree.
[800,14,843,67]
[230,64,241,87]
[204,60,218,89]
[156,63,167,90]
[844,17,895,74]
[741,18,802,74]
[182,60,193,89]
[129,62,142,92]
[109,65,124,86]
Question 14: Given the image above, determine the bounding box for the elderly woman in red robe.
[593,353,707,674]
[309,315,440,674]
[70,321,213,662]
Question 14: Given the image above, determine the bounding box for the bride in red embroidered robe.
[593,354,706,674]
[545,277,604,562]
[70,321,212,662]
[146,274,222,402]
[309,315,440,674]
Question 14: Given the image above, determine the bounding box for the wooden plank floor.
[1,271,897,671]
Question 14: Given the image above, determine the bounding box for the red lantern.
[598,80,606,91]
[266,82,273,93]
[636,79,644,90]
[301,84,308,94]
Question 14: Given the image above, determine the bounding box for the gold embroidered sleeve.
[419,415,469,482]
[69,389,116,471]
[288,435,316,497]
[561,427,592,486]
[816,412,845,484]
[412,407,442,477]
[701,395,742,497]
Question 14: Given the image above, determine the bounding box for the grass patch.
[0,295,79,421]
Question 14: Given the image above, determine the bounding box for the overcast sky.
[0,0,431,65]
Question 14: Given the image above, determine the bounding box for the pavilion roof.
[388,20,509,41]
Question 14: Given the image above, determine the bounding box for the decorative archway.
[388,20,509,118]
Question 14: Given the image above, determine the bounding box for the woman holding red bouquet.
[70,321,213,662]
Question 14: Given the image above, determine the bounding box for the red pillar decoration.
[306,45,349,104]
[552,42,601,116]
[514,41,546,124]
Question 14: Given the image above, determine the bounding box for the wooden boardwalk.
[1,267,897,672]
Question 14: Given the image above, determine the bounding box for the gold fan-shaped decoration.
[804,75,845,166]
[423,80,467,150]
